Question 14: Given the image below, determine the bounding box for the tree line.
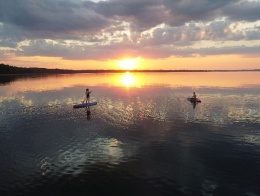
[0,63,76,74]
[1,63,259,74]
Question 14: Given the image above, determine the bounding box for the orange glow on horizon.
[3,72,259,95]
[1,54,259,70]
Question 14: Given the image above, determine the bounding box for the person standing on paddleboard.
[86,88,91,103]
[191,92,196,101]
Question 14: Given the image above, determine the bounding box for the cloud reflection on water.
[1,72,260,126]
[1,72,260,93]
[0,72,260,195]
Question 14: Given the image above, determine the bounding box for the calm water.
[0,72,259,195]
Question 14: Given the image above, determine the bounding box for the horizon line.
[1,64,260,73]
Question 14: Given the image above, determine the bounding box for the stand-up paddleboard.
[73,101,97,108]
[187,97,201,103]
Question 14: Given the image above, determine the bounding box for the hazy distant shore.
[1,63,259,75]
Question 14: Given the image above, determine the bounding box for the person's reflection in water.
[192,101,197,109]
[86,106,91,120]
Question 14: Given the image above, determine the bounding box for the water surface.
[0,72,259,195]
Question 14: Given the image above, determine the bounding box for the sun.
[117,58,140,70]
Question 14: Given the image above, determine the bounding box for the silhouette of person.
[86,88,91,103]
[191,92,196,101]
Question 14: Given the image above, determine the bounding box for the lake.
[0,72,259,195]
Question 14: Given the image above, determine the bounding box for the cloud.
[178,45,260,57]
[18,40,70,57]
[222,0,260,22]
[163,0,233,26]
[88,0,168,31]
[0,0,260,61]
[0,0,112,36]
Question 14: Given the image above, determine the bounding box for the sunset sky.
[0,0,259,70]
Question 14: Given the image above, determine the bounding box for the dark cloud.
[0,0,111,34]
[89,0,167,31]
[163,0,234,26]
[0,0,259,61]
[222,1,260,22]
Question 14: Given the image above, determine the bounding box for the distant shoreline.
[70,69,259,73]
[0,64,259,75]
[1,69,259,75]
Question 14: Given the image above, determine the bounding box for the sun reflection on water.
[119,72,141,88]
[1,72,260,94]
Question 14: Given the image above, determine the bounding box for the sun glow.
[117,58,140,70]
[120,72,136,87]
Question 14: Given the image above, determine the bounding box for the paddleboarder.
[86,88,91,103]
[191,92,196,101]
